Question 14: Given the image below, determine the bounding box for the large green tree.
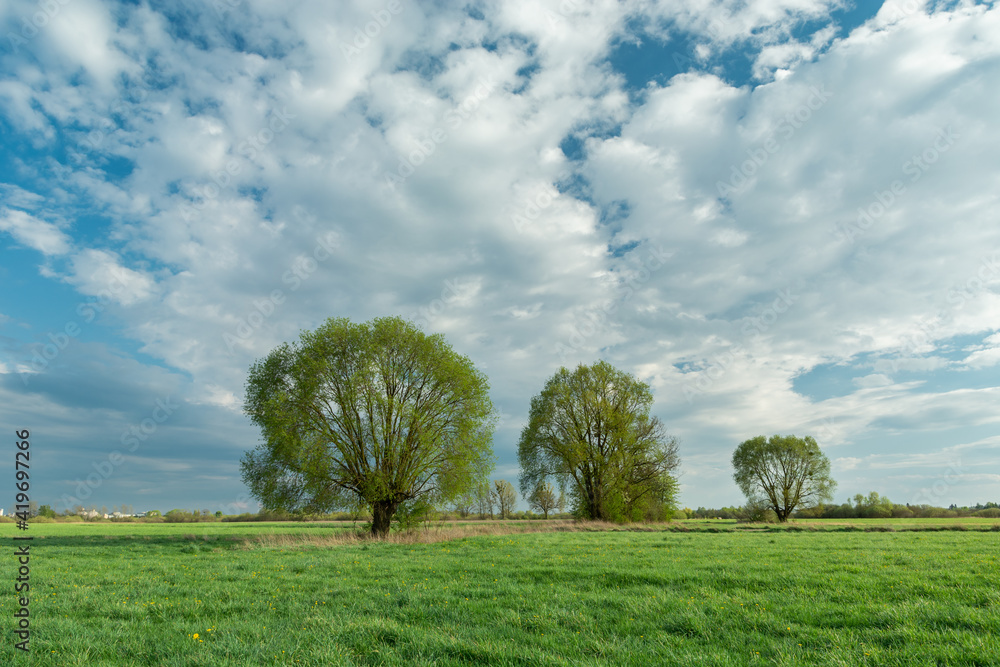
[731,434,836,522]
[241,316,497,537]
[517,361,681,522]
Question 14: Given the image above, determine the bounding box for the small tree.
[736,496,777,523]
[37,505,57,519]
[493,480,516,520]
[452,490,475,518]
[528,482,558,519]
[732,434,836,522]
[474,480,494,519]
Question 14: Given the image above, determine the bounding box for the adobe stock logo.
[338,0,406,62]
[716,86,833,197]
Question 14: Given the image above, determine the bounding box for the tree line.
[686,497,1000,521]
[227,315,984,536]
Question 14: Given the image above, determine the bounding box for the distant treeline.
[9,508,579,524]
[687,493,1000,520]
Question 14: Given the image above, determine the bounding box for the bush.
[672,510,688,521]
[392,499,434,533]
[975,508,1000,518]
[891,504,914,518]
[737,499,778,523]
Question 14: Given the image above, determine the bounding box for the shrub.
[891,504,914,518]
[736,498,777,523]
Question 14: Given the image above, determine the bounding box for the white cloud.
[2,1,1000,510]
[962,347,1000,370]
[65,249,156,306]
[0,208,71,255]
[834,456,860,471]
[853,373,892,389]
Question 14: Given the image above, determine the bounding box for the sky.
[1,0,998,515]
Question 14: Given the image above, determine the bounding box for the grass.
[1,521,998,665]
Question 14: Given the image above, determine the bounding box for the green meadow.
[2,521,998,665]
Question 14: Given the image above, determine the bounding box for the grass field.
[2,520,998,665]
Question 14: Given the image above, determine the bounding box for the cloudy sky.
[1,0,998,515]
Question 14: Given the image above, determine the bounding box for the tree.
[854,491,893,518]
[517,361,681,522]
[528,481,558,519]
[474,480,494,519]
[37,504,57,518]
[493,480,516,519]
[451,490,475,518]
[241,316,497,537]
[732,434,836,522]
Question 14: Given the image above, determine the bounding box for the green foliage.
[37,504,57,518]
[492,480,517,519]
[852,491,894,518]
[527,481,558,519]
[392,498,435,533]
[732,434,836,522]
[146,510,162,517]
[517,361,681,522]
[241,316,497,537]
[736,497,779,523]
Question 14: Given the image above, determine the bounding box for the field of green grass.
[2,520,998,665]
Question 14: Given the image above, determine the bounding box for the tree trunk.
[371,500,399,537]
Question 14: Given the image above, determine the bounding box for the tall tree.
[474,480,494,519]
[493,479,516,519]
[241,316,497,537]
[731,434,836,522]
[517,361,681,522]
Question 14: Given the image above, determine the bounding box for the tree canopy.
[241,316,496,536]
[517,361,680,522]
[731,434,836,522]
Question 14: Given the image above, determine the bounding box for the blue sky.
[1,0,998,515]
